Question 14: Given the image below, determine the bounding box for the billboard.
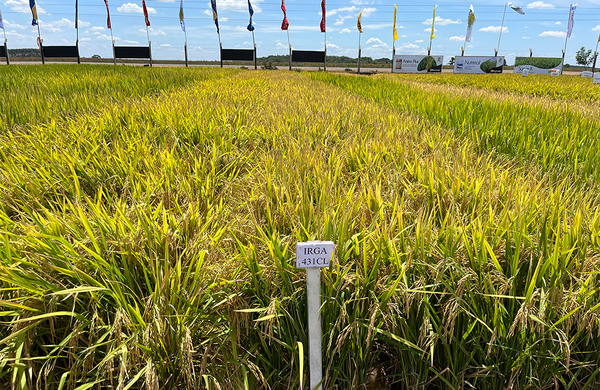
[454,56,505,74]
[513,57,563,74]
[393,55,444,73]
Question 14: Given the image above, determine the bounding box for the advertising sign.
[513,57,563,74]
[454,56,505,74]
[393,55,444,73]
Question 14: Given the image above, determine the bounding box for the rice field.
[1,65,600,389]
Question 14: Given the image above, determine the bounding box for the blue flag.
[29,0,38,26]
[75,0,78,28]
[247,0,255,31]
[211,0,219,33]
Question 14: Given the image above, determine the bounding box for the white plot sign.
[594,73,600,84]
[296,241,335,268]
[454,56,505,74]
[393,55,444,73]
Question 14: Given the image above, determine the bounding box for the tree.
[448,56,455,65]
[92,54,101,59]
[575,46,593,70]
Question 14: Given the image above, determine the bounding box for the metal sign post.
[296,241,335,390]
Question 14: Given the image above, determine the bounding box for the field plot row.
[1,66,600,389]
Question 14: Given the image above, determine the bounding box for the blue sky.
[1,0,600,64]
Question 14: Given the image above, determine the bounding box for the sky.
[1,0,600,65]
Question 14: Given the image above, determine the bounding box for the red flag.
[104,0,111,29]
[281,0,289,30]
[142,0,150,27]
[320,0,325,33]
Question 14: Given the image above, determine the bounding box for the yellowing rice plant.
[1,65,600,389]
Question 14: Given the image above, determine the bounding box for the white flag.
[465,4,475,42]
[179,0,185,32]
[507,2,525,15]
[566,3,577,38]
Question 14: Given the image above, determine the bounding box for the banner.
[179,0,185,32]
[357,10,362,33]
[30,0,38,26]
[393,4,398,41]
[430,5,437,41]
[465,4,475,42]
[142,0,150,26]
[513,57,562,74]
[320,0,325,33]
[281,0,288,30]
[211,0,219,33]
[0,7,4,30]
[454,56,504,74]
[247,0,254,31]
[566,4,577,38]
[104,0,111,29]
[393,55,444,73]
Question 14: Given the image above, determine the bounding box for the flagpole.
[184,28,188,67]
[110,26,116,65]
[37,23,44,64]
[252,30,256,70]
[287,29,291,70]
[593,38,599,74]
[497,3,507,55]
[357,30,361,73]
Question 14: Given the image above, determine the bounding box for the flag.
[247,0,254,31]
[29,0,38,26]
[179,0,185,32]
[393,4,399,41]
[507,2,525,15]
[357,10,362,33]
[320,0,325,33]
[142,0,150,27]
[430,5,437,41]
[0,7,4,30]
[281,0,289,30]
[465,4,475,42]
[211,0,219,33]
[566,3,577,39]
[104,0,111,29]
[75,0,78,28]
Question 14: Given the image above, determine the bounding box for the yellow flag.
[430,5,437,41]
[357,10,363,33]
[393,4,399,41]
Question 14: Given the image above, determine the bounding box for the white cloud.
[365,37,389,49]
[91,26,105,32]
[160,44,172,47]
[593,25,600,32]
[415,39,423,43]
[97,34,120,41]
[5,0,46,15]
[522,36,530,39]
[449,36,465,41]
[424,28,433,32]
[539,30,566,38]
[138,27,165,36]
[40,18,78,33]
[122,40,140,44]
[327,43,340,49]
[365,37,383,45]
[117,3,156,14]
[326,6,376,17]
[2,20,27,29]
[397,42,419,50]
[340,28,351,33]
[526,1,554,9]
[555,21,561,25]
[275,42,287,49]
[479,26,508,33]
[211,0,263,13]
[80,37,92,42]
[423,17,460,26]
[335,20,344,26]
[400,34,407,38]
